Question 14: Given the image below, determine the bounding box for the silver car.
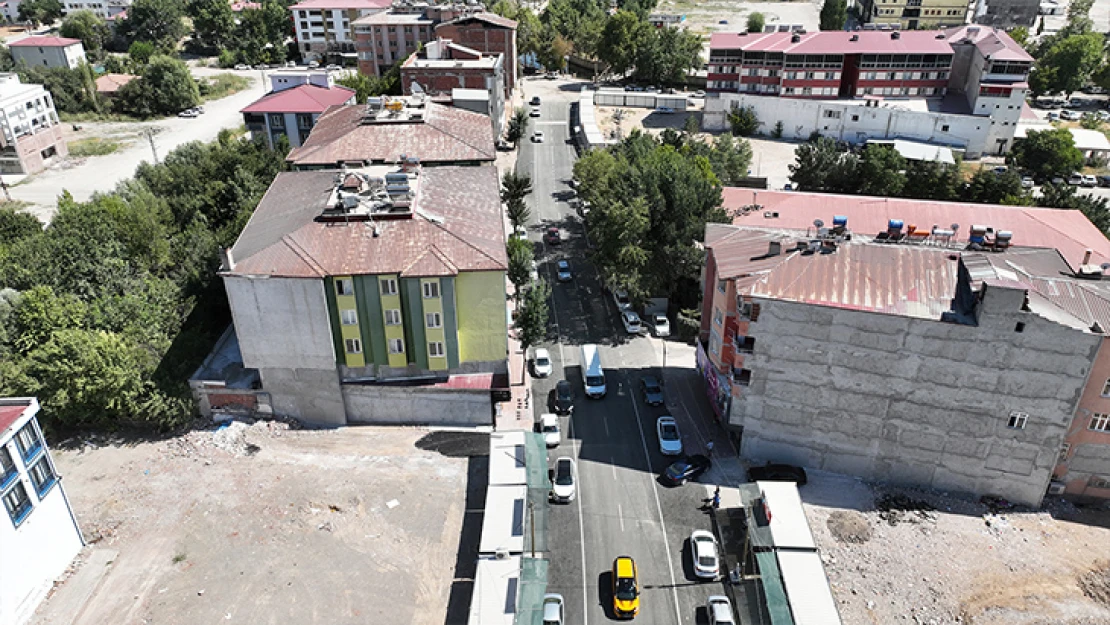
[543,593,564,625]
[690,530,720,579]
[708,596,736,625]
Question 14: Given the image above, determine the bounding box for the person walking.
[706,440,715,456]
[712,487,721,510]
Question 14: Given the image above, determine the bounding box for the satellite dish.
[1101,263,1110,271]
[410,81,425,94]
[813,219,825,228]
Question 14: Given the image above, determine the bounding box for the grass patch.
[172,552,187,564]
[200,73,251,101]
[60,111,144,123]
[68,137,122,157]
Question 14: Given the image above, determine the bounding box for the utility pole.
[528,500,536,557]
[139,127,160,164]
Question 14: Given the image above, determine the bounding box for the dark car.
[660,454,711,486]
[554,380,574,414]
[1098,175,1110,188]
[545,227,561,245]
[747,463,808,486]
[641,376,664,406]
[530,96,541,106]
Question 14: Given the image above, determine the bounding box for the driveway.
[12,68,268,223]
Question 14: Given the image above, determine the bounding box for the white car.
[550,457,576,503]
[532,131,544,143]
[1068,173,1084,186]
[541,413,560,448]
[707,596,736,625]
[543,593,564,625]
[621,310,642,334]
[533,348,553,378]
[612,289,631,311]
[1083,174,1099,187]
[1021,176,1035,189]
[530,107,541,117]
[690,530,721,579]
[1061,110,1082,121]
[651,314,670,337]
[656,416,683,456]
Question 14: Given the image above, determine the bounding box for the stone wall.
[342,384,493,426]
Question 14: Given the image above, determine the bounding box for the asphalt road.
[517,76,743,625]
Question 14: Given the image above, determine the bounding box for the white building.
[290,0,392,64]
[63,0,130,18]
[9,36,86,70]
[0,73,68,175]
[0,398,84,625]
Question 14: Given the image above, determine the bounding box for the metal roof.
[467,555,520,625]
[0,397,35,441]
[757,481,817,550]
[710,29,954,55]
[867,139,956,165]
[479,485,527,554]
[240,83,356,114]
[489,431,527,486]
[777,551,843,625]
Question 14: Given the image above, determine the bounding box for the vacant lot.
[654,0,820,37]
[35,423,479,625]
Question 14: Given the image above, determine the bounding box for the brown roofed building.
[94,73,136,97]
[435,12,518,93]
[220,163,509,426]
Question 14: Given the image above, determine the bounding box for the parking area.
[35,423,476,625]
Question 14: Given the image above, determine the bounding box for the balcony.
[733,368,752,386]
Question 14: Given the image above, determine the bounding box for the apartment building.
[62,0,130,19]
[9,36,86,70]
[400,38,506,135]
[857,0,968,29]
[435,12,517,93]
[221,162,509,426]
[0,73,67,176]
[240,69,356,148]
[286,95,495,168]
[352,1,480,77]
[291,0,392,65]
[699,188,1110,506]
[0,397,84,625]
[971,0,1040,27]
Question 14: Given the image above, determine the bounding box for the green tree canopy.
[60,10,111,59]
[1008,128,1085,180]
[506,107,529,144]
[1030,32,1103,96]
[746,12,765,33]
[902,159,960,201]
[633,26,702,85]
[187,0,236,51]
[965,168,1029,205]
[597,10,650,77]
[115,55,199,117]
[856,144,906,197]
[17,0,63,27]
[819,0,847,30]
[507,236,534,294]
[728,105,759,136]
[542,0,606,57]
[515,278,550,356]
[788,137,859,193]
[16,65,101,115]
[122,0,187,52]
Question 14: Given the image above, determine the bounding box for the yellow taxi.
[612,556,640,619]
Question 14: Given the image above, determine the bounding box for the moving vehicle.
[545,227,561,245]
[530,107,541,117]
[660,454,711,486]
[533,348,553,378]
[651,314,670,337]
[550,457,576,503]
[656,416,683,456]
[543,594,564,625]
[532,131,544,142]
[611,556,640,619]
[557,260,572,282]
[690,530,720,579]
[621,310,642,334]
[612,289,632,311]
[641,376,664,406]
[707,596,736,625]
[581,344,607,398]
[541,413,560,448]
[747,462,808,485]
[530,96,542,106]
[555,380,574,414]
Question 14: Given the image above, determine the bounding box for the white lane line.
[628,381,683,625]
[618,503,625,532]
[603,417,611,438]
[569,412,589,625]
[611,456,617,481]
[534,120,568,125]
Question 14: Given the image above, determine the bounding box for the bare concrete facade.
[734,283,1101,507]
[343,384,491,425]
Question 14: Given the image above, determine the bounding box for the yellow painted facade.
[455,271,509,363]
[379,274,407,368]
[335,276,365,367]
[422,278,448,371]
[869,0,967,27]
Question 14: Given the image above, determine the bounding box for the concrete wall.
[259,367,346,426]
[703,93,998,158]
[973,0,1039,27]
[733,285,1101,506]
[225,275,338,371]
[342,384,492,425]
[9,124,67,175]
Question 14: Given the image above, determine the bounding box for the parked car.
[612,289,631,311]
[550,457,576,503]
[693,90,706,98]
[1021,176,1035,188]
[530,96,541,105]
[641,376,664,406]
[660,454,711,486]
[541,413,561,448]
[530,107,541,117]
[543,594,564,625]
[690,530,721,579]
[1051,176,1066,185]
[1098,175,1110,187]
[557,260,572,282]
[1065,98,1087,109]
[554,380,574,414]
[654,106,675,114]
[1068,173,1084,185]
[326,64,342,71]
[308,61,320,69]
[624,84,637,92]
[656,416,683,456]
[651,314,670,337]
[1061,109,1082,121]
[533,347,553,378]
[621,310,642,334]
[1047,111,1061,121]
[497,139,514,151]
[707,596,737,625]
[532,131,545,142]
[234,63,250,70]
[545,226,561,245]
[747,462,808,485]
[1083,174,1099,187]
[177,109,199,118]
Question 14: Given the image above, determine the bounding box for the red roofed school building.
[700,188,1110,507]
[240,69,356,148]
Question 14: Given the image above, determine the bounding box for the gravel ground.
[800,471,1110,624]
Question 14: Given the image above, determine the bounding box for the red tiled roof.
[286,102,495,165]
[0,400,32,439]
[722,188,1110,269]
[95,73,136,93]
[709,30,954,55]
[946,25,1033,62]
[10,35,82,47]
[227,166,507,278]
[240,84,355,115]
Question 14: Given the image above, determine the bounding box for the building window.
[941,124,950,132]
[3,482,32,526]
[13,423,42,464]
[717,279,727,293]
[824,110,841,119]
[27,457,56,498]
[714,309,723,326]
[1007,411,1028,430]
[1100,378,1110,396]
[268,113,285,129]
[380,278,397,296]
[426,312,441,328]
[388,338,404,354]
[0,447,15,490]
[1060,443,1071,462]
[384,309,402,325]
[336,278,354,296]
[1014,322,1025,332]
[423,281,440,299]
[1091,476,1110,489]
[344,338,362,354]
[428,341,445,358]
[297,113,313,130]
[1090,413,1110,432]
[341,309,358,325]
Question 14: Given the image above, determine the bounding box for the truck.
[580,344,607,398]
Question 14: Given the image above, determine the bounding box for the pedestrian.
[712,490,721,510]
[707,440,715,456]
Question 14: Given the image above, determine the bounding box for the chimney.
[1084,249,1093,265]
[220,247,235,272]
[768,241,782,256]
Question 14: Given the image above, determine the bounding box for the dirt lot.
[801,472,1110,624]
[654,0,820,37]
[35,422,480,625]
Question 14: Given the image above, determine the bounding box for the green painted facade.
[354,275,388,366]
[440,277,460,369]
[402,278,427,369]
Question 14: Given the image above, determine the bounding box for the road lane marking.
[611,456,617,481]
[568,413,589,625]
[628,380,683,625]
[603,418,610,438]
[618,503,625,531]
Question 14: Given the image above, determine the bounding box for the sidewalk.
[710,489,771,625]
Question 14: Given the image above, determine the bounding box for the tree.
[856,144,906,197]
[1008,26,1030,49]
[535,29,572,72]
[128,40,156,66]
[505,196,531,229]
[115,55,199,117]
[507,237,533,295]
[232,0,291,65]
[1008,128,1084,181]
[965,168,1028,204]
[501,169,534,203]
[60,10,111,60]
[507,107,529,144]
[788,137,858,192]
[597,10,649,77]
[902,159,960,201]
[186,0,235,51]
[515,278,550,375]
[0,206,42,249]
[632,26,702,86]
[122,0,187,53]
[728,105,759,137]
[16,65,101,114]
[542,0,606,57]
[17,0,63,27]
[1030,32,1103,96]
[683,113,700,136]
[819,0,847,30]
[746,12,765,33]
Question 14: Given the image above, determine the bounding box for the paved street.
[516,76,747,625]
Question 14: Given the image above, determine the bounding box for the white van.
[581,344,607,398]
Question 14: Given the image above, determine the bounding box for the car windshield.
[586,375,604,387]
[555,463,573,486]
[645,381,661,394]
[615,578,637,601]
[536,356,550,367]
[558,261,568,270]
[661,424,678,439]
[617,294,630,305]
[655,315,667,325]
[543,424,558,433]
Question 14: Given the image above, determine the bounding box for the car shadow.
[597,570,614,620]
[680,537,699,583]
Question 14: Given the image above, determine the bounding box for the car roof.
[535,347,550,358]
[541,413,558,426]
[709,598,733,621]
[614,556,635,577]
[643,375,659,385]
[658,415,675,424]
[558,260,569,267]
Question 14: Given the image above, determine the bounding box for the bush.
[728,105,760,137]
[771,120,784,139]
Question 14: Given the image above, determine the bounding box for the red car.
[545,227,561,245]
